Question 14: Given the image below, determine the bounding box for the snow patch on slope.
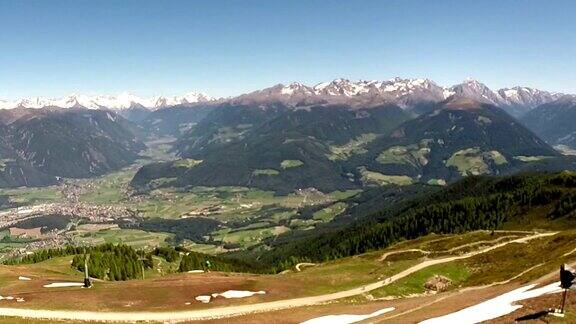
[302,307,395,324]
[420,282,563,324]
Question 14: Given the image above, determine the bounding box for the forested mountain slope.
[522,96,576,149]
[251,171,576,270]
[132,105,410,193]
[132,98,571,193]
[0,108,144,186]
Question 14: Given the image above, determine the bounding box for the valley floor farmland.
[0,137,362,257]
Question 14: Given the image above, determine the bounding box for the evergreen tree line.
[4,242,265,279]
[549,171,576,188]
[549,192,576,219]
[151,246,180,262]
[3,245,90,265]
[148,246,262,273]
[176,247,264,273]
[71,244,150,281]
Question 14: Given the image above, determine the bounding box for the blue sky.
[0,0,574,99]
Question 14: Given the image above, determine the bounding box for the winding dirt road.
[0,232,556,322]
[379,234,522,261]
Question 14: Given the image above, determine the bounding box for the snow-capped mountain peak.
[313,78,371,97]
[1,78,570,117]
[228,77,569,115]
[0,91,215,111]
[450,79,507,106]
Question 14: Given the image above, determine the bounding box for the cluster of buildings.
[0,201,138,258]
[0,202,136,230]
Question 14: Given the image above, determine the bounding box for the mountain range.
[132,97,570,193]
[2,77,576,192]
[1,78,570,117]
[230,78,568,117]
[0,92,214,110]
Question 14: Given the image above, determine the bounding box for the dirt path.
[295,263,316,272]
[379,234,521,261]
[379,248,430,261]
[0,232,556,323]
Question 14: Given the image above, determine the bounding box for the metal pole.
[84,256,89,279]
[84,254,91,288]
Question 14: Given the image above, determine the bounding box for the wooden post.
[561,289,568,314]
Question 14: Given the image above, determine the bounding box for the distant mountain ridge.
[132,97,568,193]
[521,96,576,149]
[0,92,215,110]
[0,108,144,187]
[1,78,569,117]
[228,78,568,116]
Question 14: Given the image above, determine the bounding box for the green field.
[212,225,290,248]
[359,167,414,186]
[376,141,431,167]
[69,226,172,249]
[328,133,377,161]
[280,160,304,169]
[252,169,280,176]
[0,186,63,205]
[312,202,347,222]
[172,159,203,168]
[445,148,507,176]
[372,263,470,297]
[78,169,136,204]
[134,186,357,221]
[514,155,553,162]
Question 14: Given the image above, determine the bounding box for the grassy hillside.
[350,98,564,185]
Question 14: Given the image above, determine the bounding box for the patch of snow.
[211,290,266,299]
[503,89,519,99]
[195,295,211,303]
[18,276,31,281]
[420,282,563,324]
[443,89,456,99]
[187,270,205,274]
[281,87,295,95]
[555,145,576,156]
[302,307,395,324]
[383,84,400,92]
[43,282,85,288]
[313,82,331,91]
[0,91,215,110]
